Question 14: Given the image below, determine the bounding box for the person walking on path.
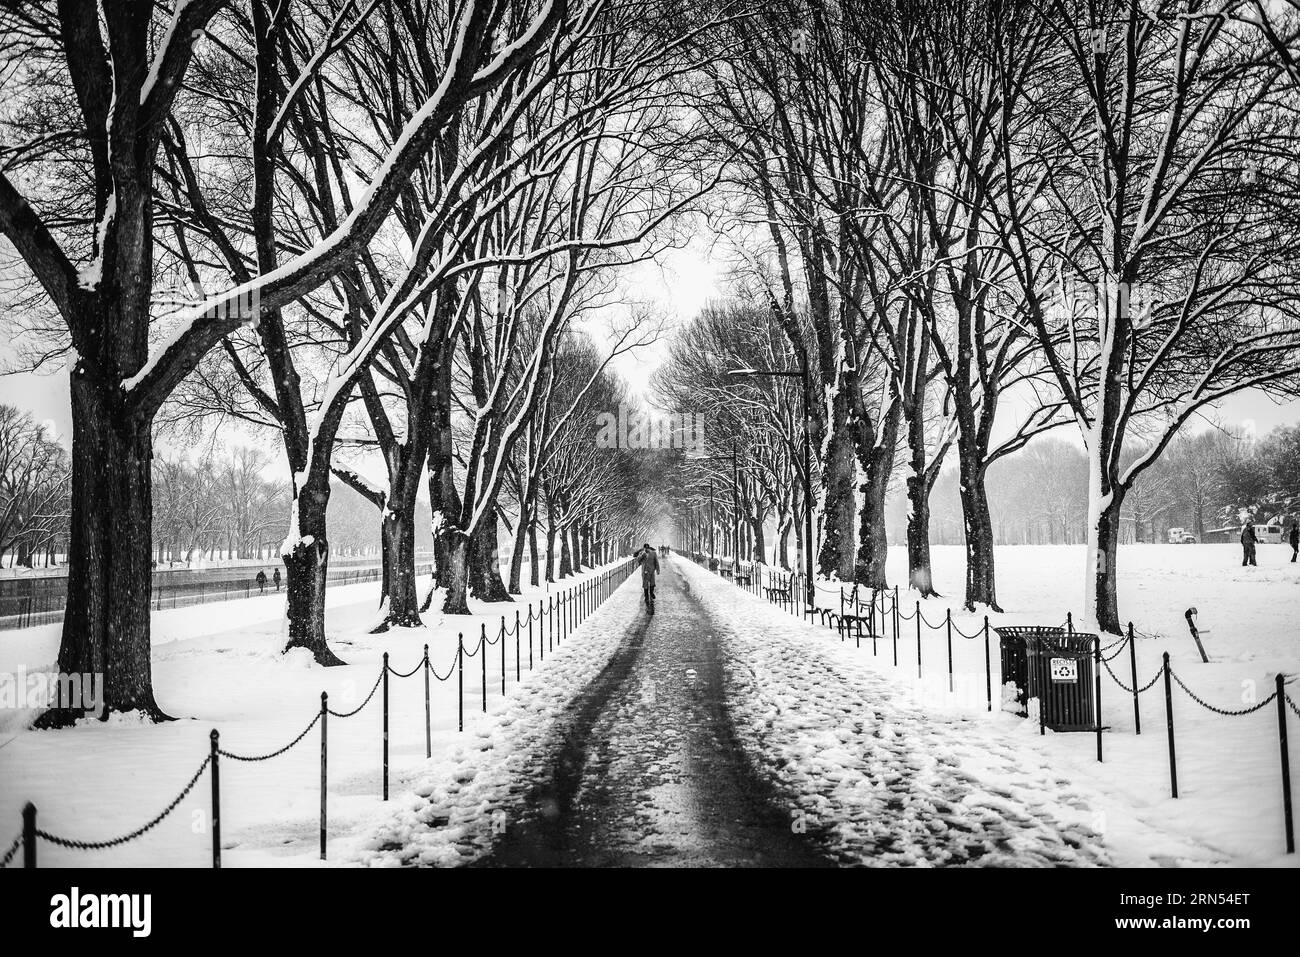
[1240,522,1258,567]
[255,569,268,594]
[273,567,282,590]
[636,542,660,612]
[1289,522,1299,563]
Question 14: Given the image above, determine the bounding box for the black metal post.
[1277,674,1294,853]
[210,729,221,868]
[320,692,328,860]
[1164,652,1178,798]
[1128,622,1141,734]
[1094,636,1103,762]
[984,616,992,713]
[457,636,464,732]
[382,653,389,800]
[946,609,954,693]
[423,646,431,758]
[22,802,35,869]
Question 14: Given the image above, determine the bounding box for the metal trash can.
[993,626,1063,716]
[1026,632,1098,732]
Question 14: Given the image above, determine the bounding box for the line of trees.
[659,0,1300,632]
[916,426,1300,547]
[0,0,710,723]
[0,404,69,568]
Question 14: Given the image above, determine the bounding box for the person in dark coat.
[1240,522,1258,567]
[1288,522,1299,563]
[255,569,268,594]
[635,543,660,608]
[273,567,282,590]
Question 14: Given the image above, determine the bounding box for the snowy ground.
[2,543,1294,867]
[718,544,1299,866]
[0,562,627,867]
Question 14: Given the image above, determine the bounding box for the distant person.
[1289,522,1299,563]
[1240,522,1258,567]
[255,569,268,594]
[273,567,282,590]
[636,542,660,613]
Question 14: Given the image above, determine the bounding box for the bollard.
[457,636,464,732]
[515,611,521,683]
[1277,674,1294,853]
[1127,623,1141,735]
[210,729,221,868]
[893,586,899,650]
[529,604,534,669]
[500,617,506,696]
[423,646,431,758]
[22,802,35,869]
[480,625,487,713]
[1066,611,1073,635]
[1094,636,1103,763]
[382,653,389,801]
[320,692,328,860]
[984,616,992,713]
[892,597,899,667]
[916,601,922,679]
[946,609,954,693]
[1164,652,1178,798]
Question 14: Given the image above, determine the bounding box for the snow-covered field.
[718,544,1300,866]
[0,563,629,867]
[1,543,1294,867]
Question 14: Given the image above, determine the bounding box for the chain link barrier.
[35,755,211,852]
[1169,668,1279,716]
[7,558,639,867]
[0,833,21,868]
[1102,656,1164,695]
[219,710,323,762]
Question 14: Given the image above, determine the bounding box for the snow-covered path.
[477,559,830,866]
[462,555,1118,867]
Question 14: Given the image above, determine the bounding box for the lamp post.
[728,360,815,608]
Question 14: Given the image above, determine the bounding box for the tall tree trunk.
[439,528,472,615]
[528,517,540,587]
[377,490,421,630]
[470,513,511,602]
[282,474,345,665]
[903,415,938,596]
[854,402,900,590]
[39,379,165,726]
[818,380,857,580]
[1086,482,1127,635]
[958,449,1000,611]
[508,500,530,595]
[559,523,573,578]
[545,498,557,583]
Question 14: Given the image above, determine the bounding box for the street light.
[727,360,815,608]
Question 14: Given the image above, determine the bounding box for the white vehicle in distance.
[1254,522,1285,544]
[1167,527,1198,544]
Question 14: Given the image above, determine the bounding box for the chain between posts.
[1169,668,1279,716]
[34,755,212,852]
[5,559,638,868]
